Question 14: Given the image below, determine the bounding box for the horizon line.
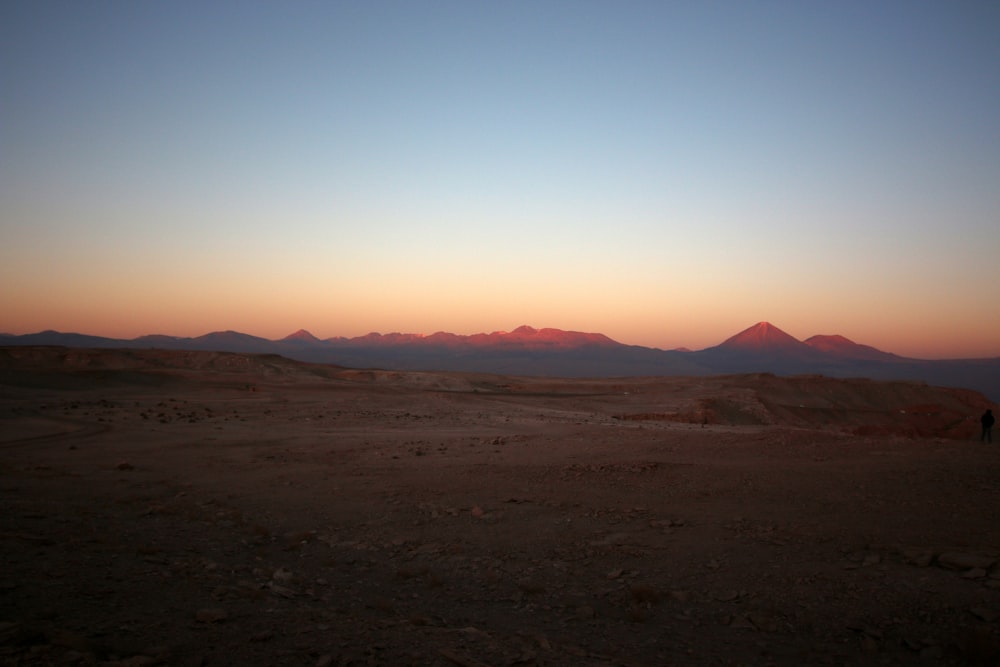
[4,323,999,362]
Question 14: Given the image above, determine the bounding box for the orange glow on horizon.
[2,307,997,361]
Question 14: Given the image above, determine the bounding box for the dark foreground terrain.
[1,347,999,666]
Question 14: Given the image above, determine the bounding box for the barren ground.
[2,348,1000,666]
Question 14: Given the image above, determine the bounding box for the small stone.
[938,552,996,571]
[970,606,1000,622]
[51,630,94,652]
[113,657,157,667]
[194,608,227,623]
[728,615,756,630]
[629,584,660,604]
[861,636,879,652]
[272,567,294,583]
[517,579,545,595]
[748,612,778,632]
[268,583,296,598]
[143,645,171,661]
[62,650,89,664]
[920,645,944,660]
[900,547,935,567]
[116,461,134,471]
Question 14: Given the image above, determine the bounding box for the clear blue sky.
[2,1,998,357]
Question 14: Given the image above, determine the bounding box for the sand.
[1,348,999,665]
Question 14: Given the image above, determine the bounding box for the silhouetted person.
[982,409,995,443]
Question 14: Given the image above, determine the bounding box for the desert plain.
[1,347,1000,666]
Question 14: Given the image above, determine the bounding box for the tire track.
[0,416,111,449]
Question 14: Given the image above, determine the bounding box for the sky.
[2,1,998,358]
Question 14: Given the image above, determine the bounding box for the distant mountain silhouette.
[281,329,321,343]
[690,322,830,373]
[804,334,901,362]
[451,326,617,350]
[718,321,807,351]
[306,326,696,377]
[191,331,273,353]
[9,330,123,348]
[134,334,185,346]
[2,323,997,400]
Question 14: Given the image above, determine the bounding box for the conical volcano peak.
[719,322,806,350]
[282,329,319,342]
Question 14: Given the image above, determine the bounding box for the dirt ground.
[2,348,1000,666]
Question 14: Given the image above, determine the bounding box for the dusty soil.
[1,348,1000,666]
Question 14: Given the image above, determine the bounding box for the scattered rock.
[516,578,545,595]
[728,615,756,630]
[272,567,295,583]
[747,612,779,632]
[107,656,157,667]
[629,584,660,604]
[970,606,1000,622]
[439,647,492,667]
[715,590,740,602]
[899,547,935,567]
[937,552,996,571]
[268,583,296,598]
[194,608,227,623]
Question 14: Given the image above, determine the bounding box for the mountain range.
[2,322,998,401]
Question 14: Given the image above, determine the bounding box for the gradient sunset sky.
[2,2,998,358]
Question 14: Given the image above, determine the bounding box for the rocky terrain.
[1,347,999,666]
